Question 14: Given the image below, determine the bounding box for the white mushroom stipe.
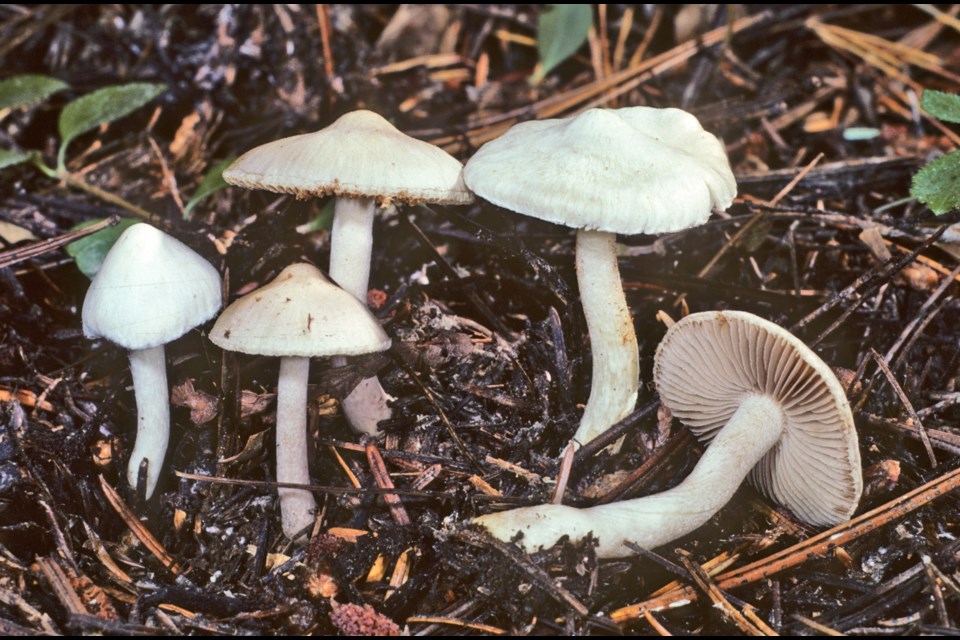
[475,395,784,558]
[82,223,222,500]
[473,311,862,558]
[223,110,473,436]
[126,345,170,494]
[276,356,316,538]
[573,229,639,446]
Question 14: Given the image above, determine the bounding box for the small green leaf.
[0,75,69,111]
[183,157,236,219]
[911,149,960,215]
[921,89,960,124]
[65,218,139,279]
[297,200,336,233]
[842,127,880,141]
[58,82,166,164]
[0,149,32,171]
[531,4,593,85]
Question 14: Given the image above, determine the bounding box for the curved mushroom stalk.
[475,395,784,558]
[572,229,639,449]
[329,196,392,435]
[126,345,170,498]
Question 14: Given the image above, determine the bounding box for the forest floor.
[0,4,959,635]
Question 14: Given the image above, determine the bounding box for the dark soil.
[1,4,959,635]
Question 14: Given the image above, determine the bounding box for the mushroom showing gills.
[223,110,474,436]
[82,223,222,499]
[209,263,391,538]
[474,310,862,559]
[464,107,736,448]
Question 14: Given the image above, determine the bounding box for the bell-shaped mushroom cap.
[222,110,474,206]
[209,263,391,357]
[464,107,736,235]
[653,310,862,526]
[82,223,222,351]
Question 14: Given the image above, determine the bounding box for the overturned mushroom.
[474,310,862,558]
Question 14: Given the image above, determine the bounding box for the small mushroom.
[464,107,736,448]
[82,223,222,499]
[209,263,391,538]
[474,310,862,558]
[223,110,474,436]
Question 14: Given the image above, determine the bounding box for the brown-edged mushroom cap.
[223,110,473,437]
[654,310,862,525]
[210,263,390,538]
[222,109,473,206]
[464,107,736,448]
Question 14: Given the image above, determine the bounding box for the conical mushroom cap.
[82,223,222,351]
[654,310,862,526]
[209,263,391,358]
[464,107,736,235]
[223,110,474,206]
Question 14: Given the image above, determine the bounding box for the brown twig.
[365,442,411,526]
[868,348,936,468]
[98,476,181,575]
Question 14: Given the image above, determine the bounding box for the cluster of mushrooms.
[83,107,863,555]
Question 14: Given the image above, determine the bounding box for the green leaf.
[65,218,139,279]
[183,157,236,219]
[921,89,960,124]
[58,82,166,164]
[297,199,336,233]
[0,149,32,171]
[911,149,960,215]
[531,4,593,85]
[0,74,69,111]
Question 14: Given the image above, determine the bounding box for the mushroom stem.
[276,356,317,538]
[329,196,393,436]
[474,394,785,558]
[573,229,639,447]
[126,345,170,499]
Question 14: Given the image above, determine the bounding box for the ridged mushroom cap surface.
[209,263,391,358]
[653,310,862,526]
[223,110,474,205]
[463,107,736,234]
[82,223,222,351]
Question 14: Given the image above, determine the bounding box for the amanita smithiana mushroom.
[474,310,862,559]
[463,107,736,448]
[209,263,391,538]
[82,223,222,499]
[223,110,474,436]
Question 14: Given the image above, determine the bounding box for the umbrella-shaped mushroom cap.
[222,110,474,206]
[209,263,391,358]
[82,223,222,351]
[463,107,736,235]
[653,310,862,526]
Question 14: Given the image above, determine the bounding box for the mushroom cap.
[463,107,736,235]
[222,109,474,206]
[209,263,391,357]
[82,223,222,351]
[653,310,862,526]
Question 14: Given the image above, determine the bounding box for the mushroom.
[463,107,736,448]
[223,110,474,436]
[209,263,391,538]
[82,223,222,499]
[473,310,862,558]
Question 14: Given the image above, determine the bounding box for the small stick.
[366,443,411,526]
[868,349,936,468]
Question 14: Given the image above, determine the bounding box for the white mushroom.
[223,110,474,436]
[464,107,736,448]
[209,263,391,538]
[82,223,222,499]
[474,310,862,558]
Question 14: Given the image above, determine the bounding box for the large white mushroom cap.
[654,310,862,526]
[222,110,474,206]
[209,263,391,358]
[82,223,222,351]
[464,107,736,234]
